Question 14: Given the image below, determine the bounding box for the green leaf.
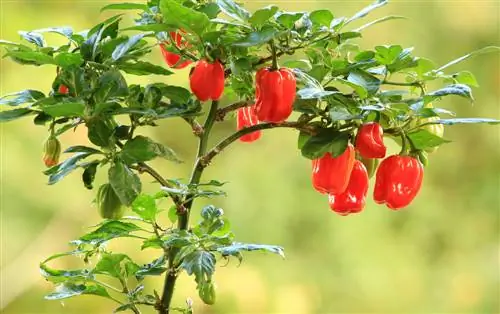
[120,135,181,164]
[275,12,304,28]
[31,27,74,39]
[132,194,158,222]
[335,78,368,99]
[297,88,338,100]
[309,10,334,28]
[329,106,360,121]
[436,46,500,72]
[114,304,134,313]
[87,119,115,147]
[282,59,312,71]
[82,162,99,190]
[39,101,85,117]
[111,33,146,61]
[407,129,450,150]
[217,242,285,259]
[347,70,381,96]
[216,0,250,22]
[94,253,139,279]
[453,71,479,87]
[45,283,111,301]
[77,220,142,245]
[44,152,92,185]
[54,53,84,68]
[5,50,55,65]
[354,50,375,62]
[153,84,192,103]
[434,118,500,126]
[199,3,221,19]
[354,15,406,32]
[301,128,349,159]
[109,162,142,206]
[117,61,173,76]
[232,26,278,47]
[181,250,216,283]
[346,0,388,25]
[160,0,210,36]
[168,205,178,224]
[95,70,129,103]
[101,3,148,12]
[0,90,45,106]
[374,45,403,65]
[424,84,473,104]
[135,255,167,279]
[64,146,103,154]
[18,31,45,47]
[249,5,278,27]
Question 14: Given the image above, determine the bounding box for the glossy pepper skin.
[328,160,369,216]
[237,106,261,142]
[374,155,424,210]
[189,59,225,102]
[160,31,192,69]
[254,67,296,123]
[58,84,69,94]
[43,136,61,167]
[355,122,386,158]
[312,144,356,195]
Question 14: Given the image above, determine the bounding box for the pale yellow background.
[1,1,499,313]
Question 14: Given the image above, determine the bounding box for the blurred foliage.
[1,0,499,313]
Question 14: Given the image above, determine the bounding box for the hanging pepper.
[312,144,355,194]
[96,183,125,219]
[254,67,296,123]
[43,136,61,167]
[328,160,369,216]
[160,31,192,69]
[189,59,225,102]
[237,105,261,142]
[374,155,424,210]
[355,122,386,158]
[58,84,69,95]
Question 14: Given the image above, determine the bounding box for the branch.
[382,80,421,87]
[200,121,316,168]
[215,100,252,121]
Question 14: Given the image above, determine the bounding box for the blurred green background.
[1,1,499,313]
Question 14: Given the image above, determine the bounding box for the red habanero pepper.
[312,144,356,195]
[58,84,69,94]
[374,155,424,210]
[355,122,386,159]
[237,106,261,143]
[189,59,225,102]
[159,31,192,69]
[328,160,369,216]
[254,67,296,123]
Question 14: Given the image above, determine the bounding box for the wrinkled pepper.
[254,67,296,123]
[160,31,192,69]
[237,105,261,142]
[355,122,386,158]
[312,144,355,194]
[374,155,424,210]
[189,59,225,102]
[43,136,61,167]
[328,160,369,216]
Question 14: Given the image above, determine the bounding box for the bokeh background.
[1,1,499,313]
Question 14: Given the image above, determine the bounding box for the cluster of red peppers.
[160,30,424,216]
[313,122,424,215]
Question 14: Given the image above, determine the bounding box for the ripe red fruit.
[328,160,369,216]
[160,31,192,69]
[58,84,69,94]
[254,67,296,123]
[189,59,225,102]
[374,155,424,210]
[237,106,261,142]
[355,122,386,159]
[312,144,356,195]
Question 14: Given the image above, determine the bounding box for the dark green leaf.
[109,162,142,206]
[64,146,102,154]
[216,0,250,22]
[77,220,142,245]
[347,70,380,95]
[407,129,450,150]
[335,78,368,99]
[82,162,99,190]
[151,84,191,103]
[118,61,173,76]
[34,112,52,125]
[374,45,403,65]
[135,255,167,279]
[45,152,92,185]
[0,90,45,106]
[199,3,221,19]
[95,70,129,103]
[87,119,115,147]
[249,5,278,27]
[39,101,85,117]
[120,135,181,164]
[5,50,55,65]
[160,0,210,36]
[232,26,278,47]
[181,250,216,283]
[309,10,334,27]
[54,53,84,68]
[0,108,35,122]
[329,106,360,121]
[114,304,134,313]
[101,3,148,12]
[131,194,158,222]
[301,128,349,159]
[111,33,146,61]
[276,12,304,28]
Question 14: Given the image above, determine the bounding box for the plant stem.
[270,40,279,70]
[215,100,252,121]
[159,101,220,314]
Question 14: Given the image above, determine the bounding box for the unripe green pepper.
[96,183,125,219]
[358,156,379,179]
[43,136,61,167]
[417,150,429,167]
[199,281,216,305]
[415,103,445,153]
